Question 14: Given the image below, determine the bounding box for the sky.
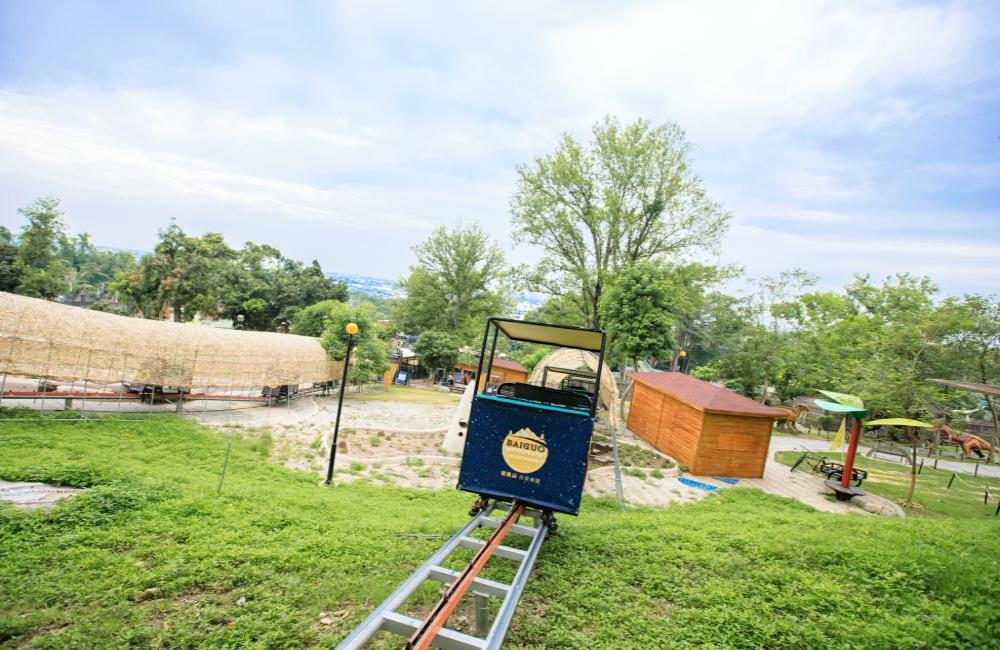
[0,0,998,296]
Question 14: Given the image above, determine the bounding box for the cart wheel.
[468,496,488,517]
[542,510,558,535]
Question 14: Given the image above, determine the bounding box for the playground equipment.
[791,452,868,486]
[338,318,606,649]
[813,390,868,501]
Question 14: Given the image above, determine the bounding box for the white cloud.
[547,1,986,142]
[0,1,995,292]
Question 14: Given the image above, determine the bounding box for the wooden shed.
[628,372,786,478]
[455,358,529,387]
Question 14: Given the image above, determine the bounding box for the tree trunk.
[906,428,918,506]
[984,395,999,465]
[980,354,998,464]
[760,366,769,404]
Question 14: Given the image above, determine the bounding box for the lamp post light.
[325,322,359,485]
[678,350,687,373]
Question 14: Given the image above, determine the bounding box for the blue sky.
[0,1,997,296]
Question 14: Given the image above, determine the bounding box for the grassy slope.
[775,451,1000,519]
[0,414,996,649]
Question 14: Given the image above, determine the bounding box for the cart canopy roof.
[490,318,604,352]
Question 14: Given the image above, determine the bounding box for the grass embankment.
[1,413,997,648]
[775,450,1000,519]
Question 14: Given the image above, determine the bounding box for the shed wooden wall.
[693,414,772,477]
[627,381,773,478]
[457,363,527,386]
[628,385,703,469]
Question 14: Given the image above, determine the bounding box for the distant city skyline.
[1,1,998,296]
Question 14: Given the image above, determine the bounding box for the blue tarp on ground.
[679,477,718,492]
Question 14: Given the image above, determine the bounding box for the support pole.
[217,438,233,495]
[325,329,356,485]
[611,424,626,510]
[840,416,862,489]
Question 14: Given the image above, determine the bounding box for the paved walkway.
[0,480,82,509]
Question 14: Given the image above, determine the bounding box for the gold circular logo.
[502,428,548,474]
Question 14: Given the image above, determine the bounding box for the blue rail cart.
[458,318,606,521]
[337,317,606,650]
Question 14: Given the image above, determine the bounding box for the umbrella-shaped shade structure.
[813,390,868,500]
[866,418,933,428]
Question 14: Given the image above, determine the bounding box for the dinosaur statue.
[938,424,998,458]
[773,404,809,431]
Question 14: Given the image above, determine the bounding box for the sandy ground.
[186,389,862,513]
[0,380,911,515]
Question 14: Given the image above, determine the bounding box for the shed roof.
[458,358,528,373]
[630,372,787,418]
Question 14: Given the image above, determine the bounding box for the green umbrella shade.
[865,418,933,428]
[814,399,868,415]
[816,390,865,409]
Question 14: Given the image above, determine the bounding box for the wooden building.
[455,358,529,387]
[628,372,786,478]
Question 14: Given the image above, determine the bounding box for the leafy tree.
[600,261,678,371]
[511,116,731,328]
[218,244,347,331]
[118,223,229,321]
[0,226,19,293]
[414,331,462,374]
[524,294,586,327]
[395,224,511,341]
[290,300,346,337]
[87,299,135,316]
[13,197,68,299]
[59,233,137,301]
[938,294,999,461]
[319,302,388,388]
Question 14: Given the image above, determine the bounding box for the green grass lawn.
[775,450,1000,519]
[2,413,998,649]
[346,385,460,405]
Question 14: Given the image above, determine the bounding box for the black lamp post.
[325,322,358,485]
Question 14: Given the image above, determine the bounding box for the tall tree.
[414,330,462,374]
[319,303,388,388]
[13,197,68,299]
[118,223,230,321]
[511,116,730,328]
[0,226,20,293]
[943,294,1000,462]
[599,261,678,371]
[395,224,511,341]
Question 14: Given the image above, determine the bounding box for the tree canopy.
[511,116,731,328]
[394,224,512,343]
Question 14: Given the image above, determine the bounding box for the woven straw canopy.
[0,292,342,388]
[527,348,620,428]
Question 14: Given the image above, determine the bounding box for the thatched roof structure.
[0,292,342,388]
[526,347,621,428]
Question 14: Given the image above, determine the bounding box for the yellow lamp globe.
[345,323,359,335]
[678,350,687,358]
